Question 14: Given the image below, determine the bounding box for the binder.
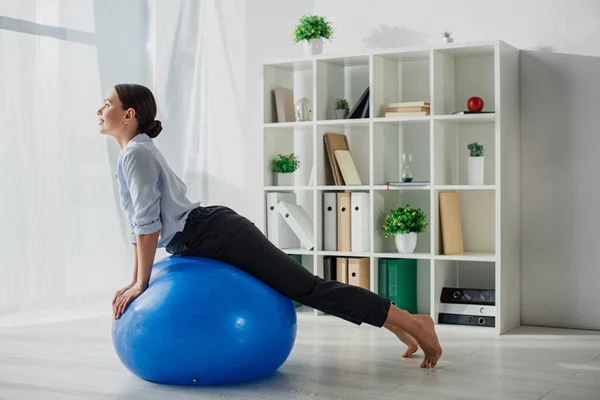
[440,287,495,305]
[350,192,369,252]
[348,257,370,290]
[438,313,495,327]
[387,258,417,314]
[378,259,388,299]
[439,303,496,317]
[323,192,337,251]
[275,201,314,250]
[337,192,351,252]
[323,256,336,281]
[336,257,348,283]
[266,192,300,249]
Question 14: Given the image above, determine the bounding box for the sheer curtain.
[0,0,138,326]
[147,0,249,230]
[0,0,248,326]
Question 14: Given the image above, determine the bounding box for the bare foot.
[389,325,419,357]
[384,307,443,368]
[412,315,442,368]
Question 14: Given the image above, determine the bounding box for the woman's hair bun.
[143,120,163,138]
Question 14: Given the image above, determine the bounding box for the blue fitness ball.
[112,256,297,385]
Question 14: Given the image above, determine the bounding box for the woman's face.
[97,88,130,135]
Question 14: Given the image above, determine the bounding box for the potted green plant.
[293,15,333,56]
[442,31,453,44]
[382,204,428,253]
[271,153,300,186]
[467,142,484,185]
[334,98,349,119]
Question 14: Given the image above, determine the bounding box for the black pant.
[165,206,391,327]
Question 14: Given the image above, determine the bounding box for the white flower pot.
[303,38,323,56]
[394,232,418,253]
[274,172,294,186]
[443,37,454,44]
[468,156,484,186]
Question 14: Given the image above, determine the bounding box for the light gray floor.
[1,313,599,400]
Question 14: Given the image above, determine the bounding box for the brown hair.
[114,83,163,138]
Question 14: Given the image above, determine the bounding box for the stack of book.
[384,101,430,117]
[438,287,496,327]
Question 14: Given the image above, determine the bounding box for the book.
[388,101,430,107]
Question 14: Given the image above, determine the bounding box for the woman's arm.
[132,243,139,283]
[135,231,160,289]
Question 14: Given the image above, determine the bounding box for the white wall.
[244,0,600,330]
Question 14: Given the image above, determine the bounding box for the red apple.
[467,97,484,112]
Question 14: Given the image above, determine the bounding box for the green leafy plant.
[467,142,484,157]
[293,15,333,43]
[442,31,452,39]
[382,204,428,238]
[271,153,300,173]
[335,98,349,110]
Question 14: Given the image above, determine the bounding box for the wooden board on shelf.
[439,191,464,255]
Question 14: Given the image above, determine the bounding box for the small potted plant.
[334,98,349,119]
[293,15,333,56]
[467,142,484,185]
[271,153,300,186]
[382,204,428,253]
[442,31,453,43]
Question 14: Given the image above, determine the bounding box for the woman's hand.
[113,284,146,319]
[112,282,136,306]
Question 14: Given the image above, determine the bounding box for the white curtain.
[0,0,248,326]
[147,0,249,226]
[0,0,134,326]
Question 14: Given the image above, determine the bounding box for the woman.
[99,83,442,368]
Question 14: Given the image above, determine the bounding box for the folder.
[334,150,362,185]
[348,257,370,290]
[275,201,314,250]
[323,192,337,251]
[336,257,348,283]
[439,191,464,255]
[350,192,369,252]
[324,133,350,185]
[337,192,351,252]
[266,192,300,249]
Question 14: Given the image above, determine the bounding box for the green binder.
[386,258,417,314]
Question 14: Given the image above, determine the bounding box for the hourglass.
[401,153,413,182]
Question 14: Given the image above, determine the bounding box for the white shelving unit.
[261,40,520,334]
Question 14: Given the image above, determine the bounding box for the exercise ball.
[112,256,297,385]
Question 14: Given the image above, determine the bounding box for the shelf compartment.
[264,188,315,252]
[433,119,495,186]
[375,257,431,315]
[432,44,495,115]
[263,125,314,187]
[373,189,431,254]
[316,55,370,121]
[434,189,496,257]
[433,259,496,329]
[317,124,370,186]
[372,51,430,119]
[373,119,430,186]
[263,61,314,124]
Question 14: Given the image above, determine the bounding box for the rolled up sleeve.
[122,147,162,236]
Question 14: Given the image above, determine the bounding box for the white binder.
[266,192,299,249]
[350,192,370,252]
[439,303,496,317]
[323,192,337,251]
[275,201,314,250]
